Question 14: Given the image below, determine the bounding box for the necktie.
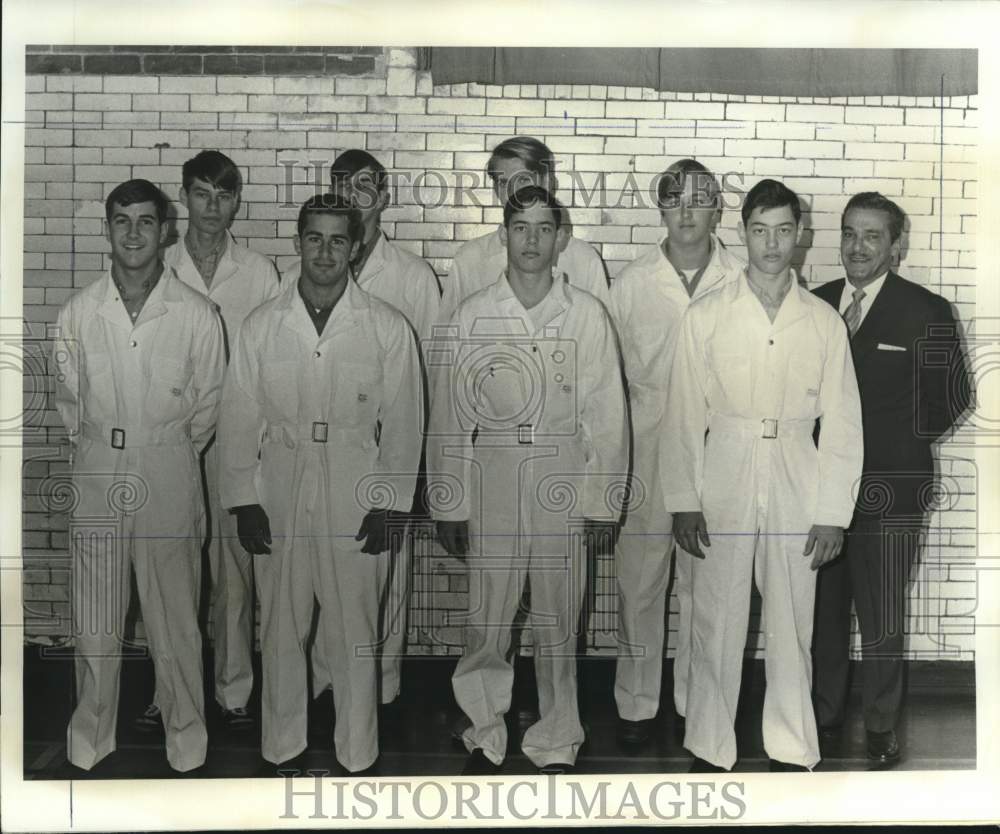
[843,287,866,336]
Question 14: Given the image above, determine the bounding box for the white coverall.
[607,236,744,723]
[428,276,628,767]
[284,233,441,703]
[163,234,280,710]
[54,269,225,772]
[440,230,609,325]
[219,278,423,772]
[660,274,862,769]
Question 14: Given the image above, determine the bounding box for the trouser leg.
[811,547,852,728]
[683,530,755,770]
[850,516,920,733]
[756,527,820,769]
[67,519,131,770]
[132,533,207,772]
[314,548,385,773]
[521,538,588,767]
[256,543,314,764]
[613,504,673,722]
[673,545,693,718]
[378,520,411,704]
[451,553,523,766]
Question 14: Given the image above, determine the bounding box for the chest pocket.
[147,357,192,415]
[333,362,380,427]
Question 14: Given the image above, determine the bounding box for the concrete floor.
[22,648,975,779]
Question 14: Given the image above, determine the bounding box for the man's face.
[660,174,720,248]
[500,201,566,277]
[106,200,167,273]
[331,166,387,228]
[840,207,900,286]
[489,156,553,204]
[740,204,801,276]
[294,212,359,287]
[180,177,240,236]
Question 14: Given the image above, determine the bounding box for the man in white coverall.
[609,160,744,747]
[218,194,423,774]
[439,136,610,324]
[429,185,628,775]
[283,150,441,707]
[54,179,225,772]
[661,179,863,772]
[133,151,278,733]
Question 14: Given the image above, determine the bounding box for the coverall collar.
[737,268,811,333]
[657,233,736,300]
[96,265,182,329]
[355,231,390,285]
[492,270,571,335]
[169,232,243,295]
[276,270,362,344]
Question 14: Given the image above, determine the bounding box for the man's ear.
[293,234,302,256]
[349,238,361,262]
[737,221,747,246]
[795,222,804,245]
[178,186,189,210]
[158,221,168,247]
[556,223,570,255]
[498,223,508,248]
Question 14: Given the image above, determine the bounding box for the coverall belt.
[471,424,539,445]
[81,423,190,448]
[263,422,372,447]
[708,413,815,440]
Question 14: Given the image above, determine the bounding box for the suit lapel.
[851,272,897,362]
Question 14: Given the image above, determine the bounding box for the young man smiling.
[218,194,423,775]
[137,151,279,735]
[660,179,863,773]
[428,185,627,775]
[54,179,225,772]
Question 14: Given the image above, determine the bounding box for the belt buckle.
[761,418,778,439]
[111,428,125,449]
[312,421,329,443]
[517,423,534,445]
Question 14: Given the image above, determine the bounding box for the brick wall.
[21,46,978,659]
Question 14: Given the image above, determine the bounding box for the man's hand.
[355,509,408,555]
[233,504,272,555]
[672,511,711,559]
[583,518,620,557]
[437,520,470,557]
[804,524,844,570]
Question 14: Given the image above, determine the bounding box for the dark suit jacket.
[813,272,971,517]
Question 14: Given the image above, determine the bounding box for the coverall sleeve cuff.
[661,490,702,514]
[812,512,853,529]
[221,485,261,512]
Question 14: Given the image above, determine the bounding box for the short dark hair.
[296,193,364,241]
[181,150,242,193]
[330,148,387,192]
[502,185,564,228]
[741,178,802,226]
[656,158,721,209]
[842,192,906,242]
[487,137,556,183]
[105,179,169,224]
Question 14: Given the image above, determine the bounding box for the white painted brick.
[875,125,940,143]
[191,94,248,112]
[695,120,755,139]
[387,48,417,69]
[25,128,72,147]
[394,151,453,170]
[134,130,189,148]
[905,107,977,127]
[74,165,131,183]
[336,78,387,96]
[75,129,131,148]
[874,160,935,179]
[786,104,845,123]
[272,77,332,96]
[368,132,426,151]
[815,124,875,142]
[307,131,366,149]
[751,121,812,140]
[544,100,605,119]
[160,112,217,129]
[845,106,903,125]
[132,94,189,111]
[25,75,44,92]
[428,98,485,116]
[367,95,426,115]
[416,72,434,96]
[189,130,250,148]
[725,103,786,121]
[786,140,843,159]
[605,101,664,119]
[218,76,274,94]
[660,137,724,158]
[46,110,101,126]
[426,133,485,151]
[844,178,903,196]
[486,99,546,117]
[664,102,724,120]
[725,139,783,158]
[845,142,904,160]
[905,180,963,198]
[103,148,161,165]
[515,116,575,135]
[399,114,455,131]
[27,93,73,110]
[130,165,176,182]
[161,76,216,94]
[386,67,417,97]
[574,154,635,172]
[544,136,606,156]
[781,177,851,196]
[576,118,636,137]
[337,113,396,132]
[754,158,814,176]
[226,113,279,129]
[394,222,452,240]
[814,160,874,177]
[249,94,306,112]
[456,115,514,134]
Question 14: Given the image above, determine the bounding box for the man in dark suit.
[811,192,972,767]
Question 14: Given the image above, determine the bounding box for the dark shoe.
[134,703,163,735]
[818,723,841,742]
[617,717,654,746]
[462,748,502,776]
[867,729,901,766]
[221,706,254,731]
[673,715,686,746]
[539,761,576,775]
[769,759,810,772]
[689,756,728,773]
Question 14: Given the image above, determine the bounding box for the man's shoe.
[866,729,901,766]
[688,756,728,773]
[539,761,576,775]
[134,703,163,734]
[673,715,686,746]
[769,759,810,772]
[221,706,254,731]
[462,748,502,776]
[818,723,841,741]
[617,717,654,747]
